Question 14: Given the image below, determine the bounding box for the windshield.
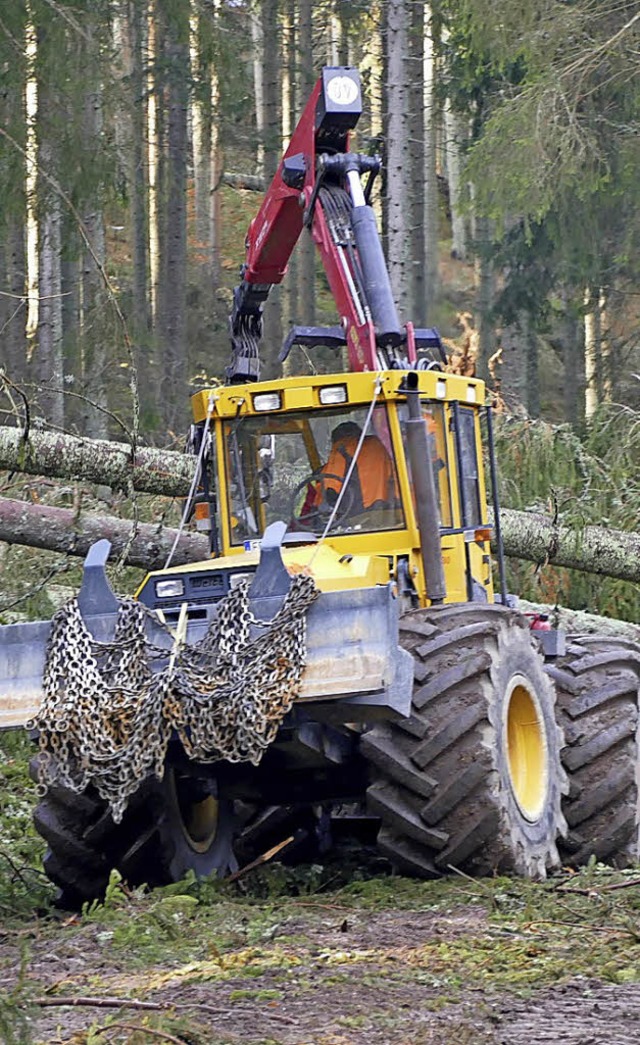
[224,404,405,545]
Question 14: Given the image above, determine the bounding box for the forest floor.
[4,730,640,1045]
[4,821,640,1043]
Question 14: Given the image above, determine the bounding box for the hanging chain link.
[29,573,318,824]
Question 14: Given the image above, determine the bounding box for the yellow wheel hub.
[505,676,549,822]
[168,770,220,853]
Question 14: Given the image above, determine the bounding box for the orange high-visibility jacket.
[321,435,397,510]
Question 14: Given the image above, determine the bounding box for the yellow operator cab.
[153,367,495,609]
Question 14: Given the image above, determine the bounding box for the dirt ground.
[3,871,640,1045]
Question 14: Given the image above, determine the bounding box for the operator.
[302,421,398,520]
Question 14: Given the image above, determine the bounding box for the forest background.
[0,0,639,621]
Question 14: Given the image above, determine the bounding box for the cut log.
[490,508,640,585]
[0,427,194,497]
[0,496,208,569]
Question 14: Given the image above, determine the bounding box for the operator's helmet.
[331,421,361,444]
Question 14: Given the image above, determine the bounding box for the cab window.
[456,407,482,527]
[223,404,405,545]
[398,402,452,528]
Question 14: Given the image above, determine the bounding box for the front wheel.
[32,757,238,907]
[362,604,567,879]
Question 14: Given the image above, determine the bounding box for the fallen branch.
[227,835,295,882]
[556,877,640,896]
[91,1023,186,1044]
[34,995,226,1016]
[35,996,175,1012]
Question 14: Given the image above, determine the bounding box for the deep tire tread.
[364,603,566,879]
[553,635,640,867]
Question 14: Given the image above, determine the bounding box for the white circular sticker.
[326,76,359,106]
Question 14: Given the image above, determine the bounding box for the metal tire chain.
[29,573,319,824]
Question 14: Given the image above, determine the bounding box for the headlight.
[435,379,447,399]
[155,578,185,599]
[319,384,348,405]
[466,384,477,403]
[253,392,281,411]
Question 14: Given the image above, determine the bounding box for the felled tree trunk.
[492,507,640,584]
[0,427,194,496]
[0,497,207,569]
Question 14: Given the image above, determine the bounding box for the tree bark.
[259,0,283,379]
[421,4,439,322]
[81,22,108,440]
[160,1,189,431]
[443,101,467,261]
[518,599,640,643]
[0,426,194,496]
[296,0,315,332]
[490,507,640,584]
[385,0,411,318]
[0,496,207,569]
[128,0,150,334]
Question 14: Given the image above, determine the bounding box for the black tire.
[362,603,567,879]
[31,757,237,907]
[547,635,640,867]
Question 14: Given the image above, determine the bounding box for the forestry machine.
[2,68,639,907]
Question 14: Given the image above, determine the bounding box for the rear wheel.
[362,604,567,879]
[547,635,640,867]
[31,758,237,908]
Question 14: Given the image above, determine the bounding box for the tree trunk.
[190,0,212,282]
[280,0,297,372]
[517,599,640,644]
[209,1,222,283]
[296,0,315,332]
[443,101,467,261]
[25,9,39,343]
[37,190,64,429]
[385,0,411,318]
[584,285,598,419]
[128,0,150,333]
[1,425,638,585]
[0,496,207,570]
[5,220,27,384]
[490,507,640,584]
[524,317,539,419]
[0,426,194,496]
[251,9,265,174]
[259,0,283,379]
[472,210,494,381]
[364,2,384,228]
[147,0,161,329]
[561,289,583,427]
[421,4,439,322]
[160,1,189,432]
